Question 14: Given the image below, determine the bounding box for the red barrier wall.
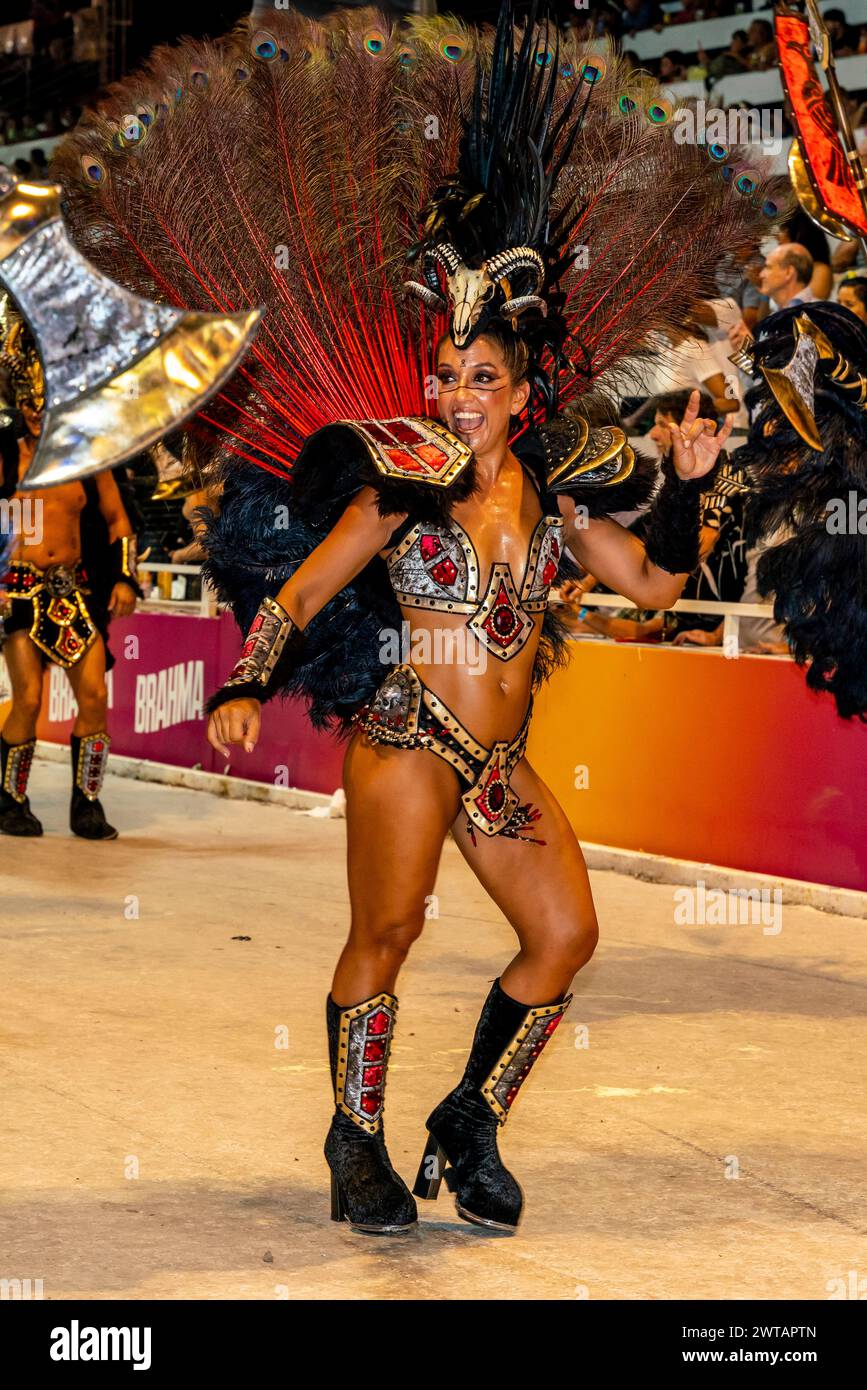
[29,609,345,795]
[6,608,864,891]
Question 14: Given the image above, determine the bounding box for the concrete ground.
[2,759,865,1301]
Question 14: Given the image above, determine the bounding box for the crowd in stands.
[603,0,867,49]
[573,5,867,98]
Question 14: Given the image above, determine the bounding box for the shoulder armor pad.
[531,413,656,517]
[543,417,635,490]
[340,417,472,488]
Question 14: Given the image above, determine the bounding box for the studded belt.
[2,559,89,599]
[1,559,96,667]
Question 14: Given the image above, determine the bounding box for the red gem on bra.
[420,533,443,560]
[430,556,458,586]
[483,581,522,647]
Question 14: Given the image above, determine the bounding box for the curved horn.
[500,294,547,318]
[403,280,447,310]
[428,242,464,276]
[484,247,545,291]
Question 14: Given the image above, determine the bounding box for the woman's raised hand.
[670,388,733,481]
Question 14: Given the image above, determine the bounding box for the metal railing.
[562,591,779,656]
[138,563,780,657]
[137,563,216,618]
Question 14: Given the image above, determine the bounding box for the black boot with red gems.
[70,733,118,840]
[413,979,571,1231]
[324,993,417,1235]
[0,736,42,836]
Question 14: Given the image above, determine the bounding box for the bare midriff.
[7,442,86,569]
[383,456,553,748]
[394,605,542,747]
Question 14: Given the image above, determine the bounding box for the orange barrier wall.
[526,643,867,892]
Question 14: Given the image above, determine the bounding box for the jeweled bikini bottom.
[357,663,543,843]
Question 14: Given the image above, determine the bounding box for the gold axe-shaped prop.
[0,173,260,490]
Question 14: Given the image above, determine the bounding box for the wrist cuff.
[206,596,302,711]
[110,536,143,597]
[643,456,722,576]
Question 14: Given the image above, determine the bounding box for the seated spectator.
[824,9,859,56]
[640,304,744,417]
[838,275,867,324]
[715,250,770,332]
[704,30,751,81]
[676,527,792,654]
[729,246,813,356]
[617,0,663,39]
[659,50,688,84]
[170,488,213,567]
[561,394,750,646]
[669,0,700,24]
[779,212,832,300]
[746,19,777,71]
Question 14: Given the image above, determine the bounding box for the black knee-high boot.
[324,992,417,1235]
[0,735,42,836]
[413,978,572,1231]
[70,732,117,840]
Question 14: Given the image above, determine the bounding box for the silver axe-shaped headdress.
[0,173,260,490]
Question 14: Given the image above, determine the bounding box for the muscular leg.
[1,631,46,743]
[332,731,462,1005]
[65,636,108,734]
[453,757,599,1003]
[326,732,461,1233]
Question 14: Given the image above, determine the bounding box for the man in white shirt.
[729,244,814,352]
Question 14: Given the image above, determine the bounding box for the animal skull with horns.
[404,242,547,347]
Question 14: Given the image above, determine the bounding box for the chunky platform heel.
[324,993,417,1235]
[419,979,572,1231]
[412,1131,447,1201]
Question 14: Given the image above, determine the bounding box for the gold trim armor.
[1,560,97,667]
[74,731,111,801]
[340,416,473,487]
[225,595,296,690]
[481,994,573,1123]
[334,993,398,1135]
[2,737,36,803]
[359,664,533,838]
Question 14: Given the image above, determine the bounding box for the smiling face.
[435,333,530,459]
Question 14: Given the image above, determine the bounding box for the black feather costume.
[738,301,867,720]
[54,2,781,729]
